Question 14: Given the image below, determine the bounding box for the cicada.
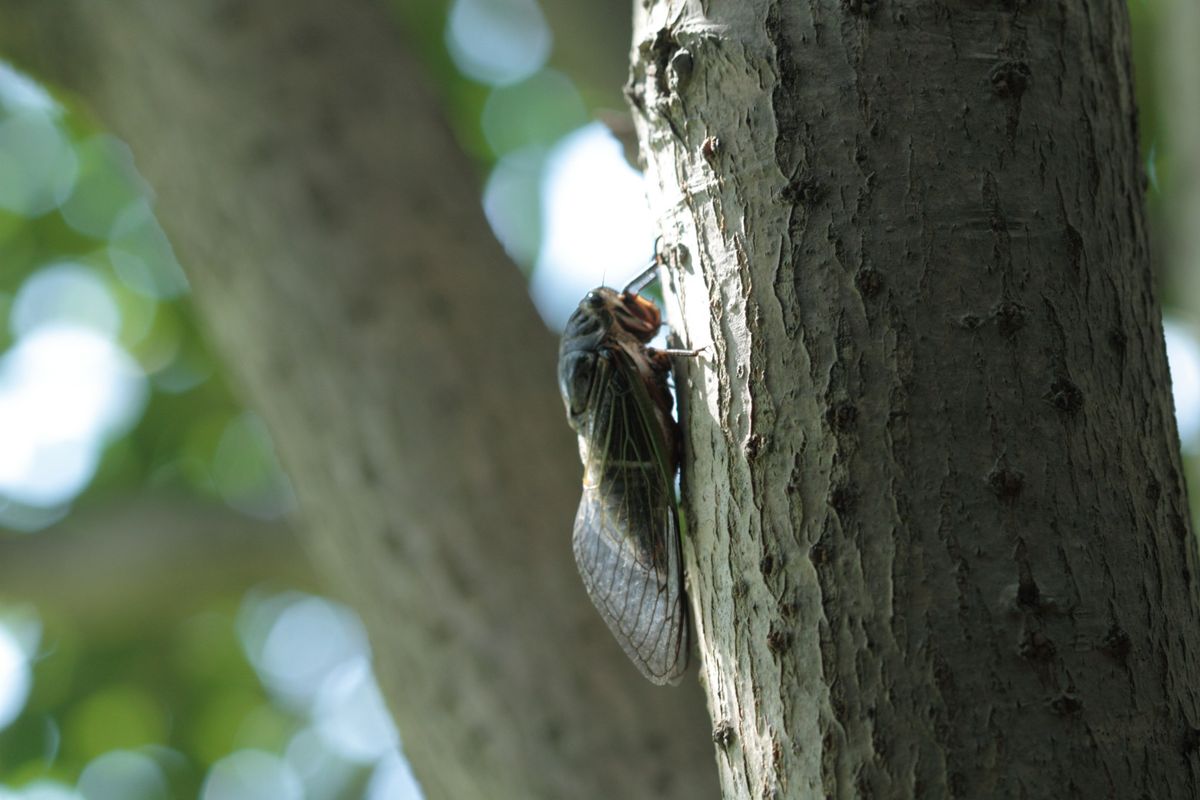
[557,259,692,684]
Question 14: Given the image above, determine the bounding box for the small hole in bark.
[701,135,722,164]
[649,27,680,97]
[712,721,736,749]
[760,553,775,577]
[745,433,766,461]
[668,49,693,94]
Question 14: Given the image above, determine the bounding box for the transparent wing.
[572,350,688,684]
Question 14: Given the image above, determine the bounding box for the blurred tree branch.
[0,1,718,798]
[0,496,311,632]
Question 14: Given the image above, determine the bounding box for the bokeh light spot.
[0,326,147,508]
[0,626,31,731]
[445,0,551,87]
[10,264,121,340]
[531,122,655,329]
[366,751,424,800]
[108,201,189,299]
[201,750,303,800]
[0,111,77,217]
[483,147,546,270]
[238,593,369,707]
[480,70,586,156]
[76,750,169,800]
[1165,319,1200,451]
[0,61,61,115]
[60,135,148,239]
[312,657,398,762]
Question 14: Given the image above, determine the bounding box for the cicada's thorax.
[558,289,677,471]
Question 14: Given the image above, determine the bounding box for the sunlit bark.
[631,2,1200,797]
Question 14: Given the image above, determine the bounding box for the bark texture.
[630,2,1200,798]
[0,2,719,798]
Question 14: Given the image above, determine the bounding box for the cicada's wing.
[572,350,688,685]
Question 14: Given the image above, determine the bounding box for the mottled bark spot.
[844,0,879,18]
[1100,625,1131,663]
[994,301,1027,337]
[781,176,824,207]
[1018,630,1056,662]
[1182,727,1200,755]
[987,466,1024,502]
[760,553,776,577]
[1065,224,1084,275]
[829,483,857,515]
[827,401,858,432]
[1146,478,1162,503]
[1045,377,1083,415]
[1049,693,1082,716]
[855,268,882,298]
[767,626,793,654]
[991,60,1031,98]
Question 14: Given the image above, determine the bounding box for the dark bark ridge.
[632,2,1200,798]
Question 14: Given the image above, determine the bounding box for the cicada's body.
[557,267,688,685]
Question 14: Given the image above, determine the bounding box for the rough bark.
[630,2,1200,798]
[0,1,720,798]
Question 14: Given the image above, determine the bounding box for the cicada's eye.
[584,291,605,310]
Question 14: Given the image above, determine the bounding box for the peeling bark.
[631,2,1200,797]
[0,1,720,797]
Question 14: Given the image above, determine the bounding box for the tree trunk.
[630,2,1200,798]
[0,1,720,798]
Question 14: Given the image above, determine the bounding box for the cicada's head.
[562,286,661,350]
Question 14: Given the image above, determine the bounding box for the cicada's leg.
[623,261,660,297]
[650,345,708,359]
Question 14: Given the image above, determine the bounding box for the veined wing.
[572,348,688,684]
